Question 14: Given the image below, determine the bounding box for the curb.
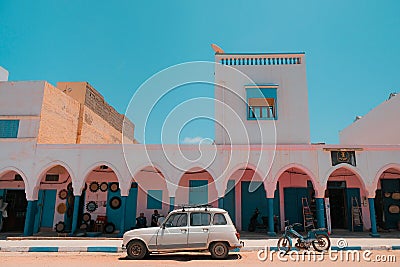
[0,247,123,253]
[239,246,400,252]
[1,245,400,253]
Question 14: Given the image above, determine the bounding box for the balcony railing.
[216,53,304,66]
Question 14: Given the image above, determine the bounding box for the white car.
[122,206,242,259]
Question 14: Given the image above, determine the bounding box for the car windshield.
[164,213,187,227]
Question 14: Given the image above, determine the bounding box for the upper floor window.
[246,85,278,120]
[0,120,19,138]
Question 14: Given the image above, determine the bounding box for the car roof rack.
[178,204,213,212]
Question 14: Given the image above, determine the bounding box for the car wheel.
[126,240,148,260]
[210,242,229,259]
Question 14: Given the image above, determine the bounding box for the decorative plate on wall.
[388,205,400,214]
[55,222,65,233]
[392,192,400,200]
[82,212,91,222]
[384,192,392,198]
[100,182,108,192]
[109,196,121,209]
[59,189,68,200]
[86,201,98,212]
[104,222,115,234]
[89,182,100,192]
[109,182,119,192]
[57,203,67,214]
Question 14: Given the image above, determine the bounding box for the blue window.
[147,190,163,209]
[0,120,19,138]
[246,86,277,120]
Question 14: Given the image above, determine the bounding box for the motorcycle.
[277,221,330,252]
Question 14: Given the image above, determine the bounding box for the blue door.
[106,183,121,230]
[224,180,236,224]
[189,180,208,205]
[34,190,57,232]
[125,183,138,230]
[284,188,308,229]
[241,181,268,231]
[346,188,363,232]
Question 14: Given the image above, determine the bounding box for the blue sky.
[1,0,399,144]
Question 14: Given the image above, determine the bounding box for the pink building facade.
[0,49,399,237]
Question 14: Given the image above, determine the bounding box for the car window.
[213,213,227,225]
[164,213,187,227]
[190,212,211,226]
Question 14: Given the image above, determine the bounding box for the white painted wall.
[0,81,45,139]
[340,94,400,145]
[214,54,310,145]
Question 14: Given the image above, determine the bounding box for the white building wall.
[340,94,400,145]
[0,81,45,139]
[214,54,310,145]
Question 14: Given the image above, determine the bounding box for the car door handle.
[180,229,187,233]
[202,228,209,232]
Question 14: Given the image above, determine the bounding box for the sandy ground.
[0,251,399,267]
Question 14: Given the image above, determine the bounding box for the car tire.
[126,240,148,260]
[209,242,229,259]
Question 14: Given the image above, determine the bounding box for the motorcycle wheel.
[277,237,291,252]
[312,234,330,251]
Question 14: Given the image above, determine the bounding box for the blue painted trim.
[219,52,305,55]
[87,247,118,253]
[23,200,36,236]
[392,246,400,250]
[267,198,275,236]
[245,83,279,87]
[29,247,59,252]
[218,197,224,208]
[147,190,163,209]
[119,196,127,237]
[315,198,326,229]
[70,195,81,235]
[331,246,362,251]
[169,196,175,212]
[368,198,380,237]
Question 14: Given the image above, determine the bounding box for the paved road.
[1,251,398,267]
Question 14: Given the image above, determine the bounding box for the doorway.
[2,189,27,232]
[327,188,346,229]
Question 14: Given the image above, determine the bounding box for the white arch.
[221,162,268,197]
[34,160,76,189]
[370,163,400,197]
[80,161,124,195]
[272,163,320,191]
[322,163,367,193]
[0,166,31,200]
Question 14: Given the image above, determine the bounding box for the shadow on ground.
[119,253,241,261]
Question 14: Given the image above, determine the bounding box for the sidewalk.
[0,236,399,253]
